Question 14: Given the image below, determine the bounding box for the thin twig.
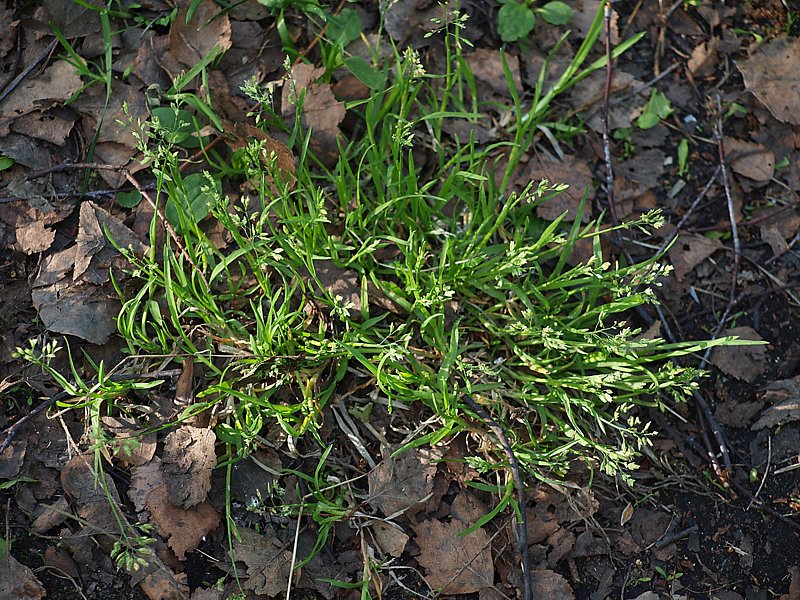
[693,395,726,477]
[654,525,698,549]
[703,93,741,348]
[0,39,57,104]
[729,476,800,534]
[0,369,182,455]
[602,1,618,227]
[681,95,743,477]
[610,62,681,107]
[656,165,721,255]
[0,28,23,102]
[460,392,531,600]
[689,200,798,233]
[749,435,771,509]
[22,161,129,181]
[285,504,304,600]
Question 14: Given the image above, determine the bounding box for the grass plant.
[15,0,747,585]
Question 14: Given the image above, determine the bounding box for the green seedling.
[677,138,689,177]
[636,89,673,129]
[497,0,574,43]
[613,128,635,159]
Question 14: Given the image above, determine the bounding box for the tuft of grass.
[103,16,734,485]
[16,2,748,579]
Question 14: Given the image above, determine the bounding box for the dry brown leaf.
[10,109,78,145]
[382,0,445,45]
[668,233,720,281]
[128,459,165,512]
[0,5,17,55]
[779,566,800,600]
[169,0,232,69]
[709,326,767,383]
[687,36,719,77]
[162,426,216,508]
[32,496,71,534]
[0,60,82,118]
[146,485,220,560]
[36,0,99,38]
[751,376,800,430]
[413,518,493,594]
[573,70,640,132]
[281,62,345,158]
[100,416,157,467]
[466,48,522,97]
[312,263,362,312]
[60,454,123,552]
[449,489,488,525]
[546,527,575,568]
[620,502,634,527]
[753,205,800,257]
[72,82,148,148]
[189,587,225,600]
[0,551,46,599]
[724,137,775,182]
[367,447,441,518]
[617,148,666,191]
[175,357,195,405]
[532,154,594,222]
[738,36,800,126]
[0,133,55,170]
[372,521,409,558]
[74,201,147,284]
[127,545,190,600]
[31,281,119,345]
[0,438,26,479]
[60,453,120,506]
[230,527,293,597]
[225,120,296,191]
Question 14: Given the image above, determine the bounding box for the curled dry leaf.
[532,154,594,223]
[372,521,409,558]
[752,376,800,430]
[230,527,293,597]
[724,137,775,182]
[687,36,719,78]
[0,60,82,119]
[668,232,720,282]
[281,63,345,162]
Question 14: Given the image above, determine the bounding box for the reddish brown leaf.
[146,485,220,560]
[162,426,216,508]
[413,518,493,594]
[169,0,232,69]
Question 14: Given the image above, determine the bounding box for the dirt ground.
[3,0,800,599]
